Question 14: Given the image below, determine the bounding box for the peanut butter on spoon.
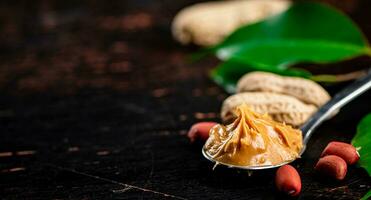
[204,104,303,167]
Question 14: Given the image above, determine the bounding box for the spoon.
[202,70,371,170]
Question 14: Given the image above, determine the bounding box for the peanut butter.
[204,104,303,167]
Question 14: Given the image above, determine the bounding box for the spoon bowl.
[202,71,371,170]
[201,146,299,170]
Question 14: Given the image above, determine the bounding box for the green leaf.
[352,113,371,176]
[361,190,371,200]
[210,2,371,91]
[215,2,370,65]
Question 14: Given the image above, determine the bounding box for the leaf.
[215,2,370,64]
[352,113,371,176]
[361,190,371,200]
[210,2,371,90]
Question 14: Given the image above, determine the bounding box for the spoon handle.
[301,70,371,145]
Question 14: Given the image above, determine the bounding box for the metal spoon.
[202,70,371,170]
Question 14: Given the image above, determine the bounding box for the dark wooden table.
[0,1,370,199]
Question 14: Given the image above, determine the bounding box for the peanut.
[315,155,347,180]
[172,0,290,46]
[275,165,301,196]
[187,122,217,143]
[221,92,317,127]
[237,71,331,107]
[321,141,360,165]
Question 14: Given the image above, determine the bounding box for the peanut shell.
[172,0,290,46]
[221,92,317,127]
[236,71,331,107]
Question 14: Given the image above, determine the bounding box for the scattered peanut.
[237,71,331,107]
[221,92,317,127]
[321,141,360,165]
[275,165,301,196]
[315,155,347,180]
[172,0,290,46]
[187,122,217,143]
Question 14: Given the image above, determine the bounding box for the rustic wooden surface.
[0,1,370,199]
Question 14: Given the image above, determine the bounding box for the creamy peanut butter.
[204,104,303,167]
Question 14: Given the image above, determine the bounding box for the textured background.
[0,1,370,199]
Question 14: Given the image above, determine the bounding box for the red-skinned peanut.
[315,155,347,180]
[187,122,217,143]
[275,165,302,196]
[321,141,360,165]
